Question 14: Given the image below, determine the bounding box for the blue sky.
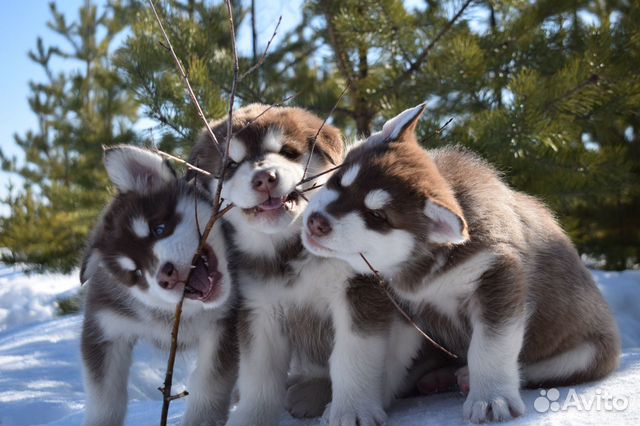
[0,0,302,215]
[0,1,84,202]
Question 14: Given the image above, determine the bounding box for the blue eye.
[153,224,166,237]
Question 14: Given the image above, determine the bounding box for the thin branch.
[358,253,458,360]
[298,182,324,194]
[549,74,600,109]
[392,0,473,90]
[159,294,187,426]
[250,0,258,61]
[210,0,239,219]
[302,81,351,180]
[154,149,212,177]
[166,390,189,402]
[148,1,239,424]
[230,91,300,139]
[240,15,282,81]
[148,0,223,157]
[425,117,454,141]
[297,163,343,187]
[321,0,356,82]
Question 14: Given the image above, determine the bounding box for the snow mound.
[0,268,638,425]
[0,265,79,332]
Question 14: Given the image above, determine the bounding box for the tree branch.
[148,0,223,157]
[153,149,212,177]
[358,253,458,359]
[240,15,282,82]
[148,1,239,424]
[302,81,351,180]
[391,0,474,90]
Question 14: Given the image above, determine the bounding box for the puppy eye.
[152,224,166,237]
[368,210,387,221]
[280,146,300,160]
[133,269,143,281]
[227,160,239,170]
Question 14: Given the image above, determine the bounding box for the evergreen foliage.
[0,2,139,272]
[1,0,638,270]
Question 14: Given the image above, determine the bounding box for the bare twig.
[148,0,223,157]
[210,0,239,218]
[230,91,300,139]
[154,149,212,177]
[392,0,473,90]
[425,117,454,141]
[359,253,458,359]
[240,15,282,81]
[298,182,324,194]
[148,1,240,425]
[297,163,343,187]
[302,81,351,180]
[159,294,188,426]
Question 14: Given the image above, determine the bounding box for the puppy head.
[81,145,231,312]
[188,104,343,235]
[302,104,468,275]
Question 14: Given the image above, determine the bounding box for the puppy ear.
[368,102,426,145]
[103,145,175,194]
[424,199,469,245]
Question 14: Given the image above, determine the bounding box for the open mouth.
[242,191,300,215]
[184,244,222,302]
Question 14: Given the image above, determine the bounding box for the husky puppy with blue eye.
[80,146,236,426]
[302,104,620,423]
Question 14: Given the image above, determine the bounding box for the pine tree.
[0,1,139,272]
[280,0,640,269]
[114,0,242,156]
[2,0,637,270]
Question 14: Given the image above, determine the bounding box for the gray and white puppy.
[303,104,621,423]
[80,146,237,426]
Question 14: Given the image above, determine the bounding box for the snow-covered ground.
[0,265,638,425]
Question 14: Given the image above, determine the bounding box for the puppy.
[303,104,621,423]
[80,146,237,426]
[190,104,407,425]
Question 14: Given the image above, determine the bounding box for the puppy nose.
[307,212,332,237]
[252,170,278,192]
[157,262,178,289]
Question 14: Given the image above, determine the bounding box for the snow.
[0,266,638,425]
[0,265,78,332]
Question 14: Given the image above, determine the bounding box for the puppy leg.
[463,317,525,423]
[81,317,134,426]
[417,366,460,395]
[183,315,238,426]
[325,278,392,426]
[225,305,290,426]
[463,256,526,423]
[382,317,423,405]
[286,376,332,419]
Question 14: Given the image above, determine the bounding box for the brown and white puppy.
[303,104,621,423]
[189,104,364,425]
[80,146,237,426]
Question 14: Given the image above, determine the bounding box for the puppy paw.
[322,401,387,426]
[417,366,459,395]
[463,389,525,423]
[285,377,331,419]
[455,366,470,396]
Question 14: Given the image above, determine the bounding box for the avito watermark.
[534,388,629,413]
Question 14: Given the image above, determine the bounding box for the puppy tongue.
[187,255,212,295]
[259,197,284,211]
